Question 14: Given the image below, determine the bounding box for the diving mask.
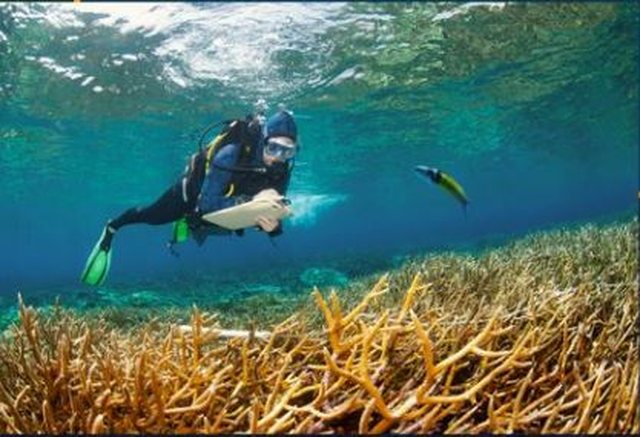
[264,137,297,161]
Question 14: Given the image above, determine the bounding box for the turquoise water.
[0,3,638,316]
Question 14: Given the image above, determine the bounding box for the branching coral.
[0,219,637,433]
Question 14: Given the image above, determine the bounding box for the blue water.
[0,3,637,314]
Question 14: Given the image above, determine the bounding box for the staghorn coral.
[0,219,637,433]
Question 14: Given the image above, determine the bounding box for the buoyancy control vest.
[182,116,264,205]
[170,115,290,251]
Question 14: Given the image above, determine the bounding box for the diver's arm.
[274,165,292,195]
[258,166,291,237]
[196,143,245,214]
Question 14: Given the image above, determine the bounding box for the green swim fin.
[80,227,114,286]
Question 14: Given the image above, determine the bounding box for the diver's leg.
[110,183,186,228]
[82,181,188,285]
[100,182,187,250]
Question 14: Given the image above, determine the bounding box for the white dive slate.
[201,189,292,230]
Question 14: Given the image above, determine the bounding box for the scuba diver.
[81,105,299,286]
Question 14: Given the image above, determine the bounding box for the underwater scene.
[0,2,638,433]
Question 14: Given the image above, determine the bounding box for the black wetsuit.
[109,180,190,229]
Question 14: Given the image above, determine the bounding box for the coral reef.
[0,219,637,433]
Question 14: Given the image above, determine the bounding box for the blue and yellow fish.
[414,165,469,214]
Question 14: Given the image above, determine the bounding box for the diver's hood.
[266,111,297,141]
